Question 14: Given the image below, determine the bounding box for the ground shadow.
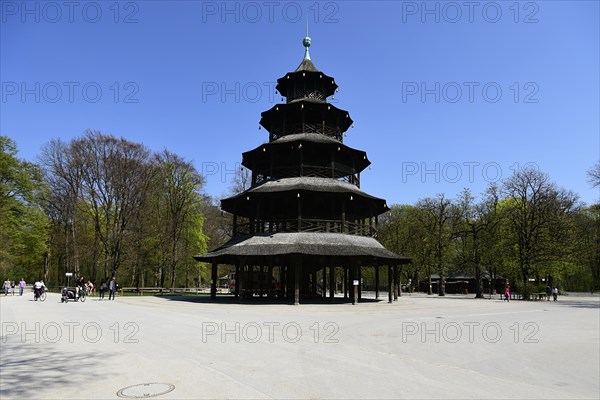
[162,294,384,306]
[550,299,600,309]
[0,342,118,399]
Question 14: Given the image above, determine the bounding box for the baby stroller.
[61,286,86,303]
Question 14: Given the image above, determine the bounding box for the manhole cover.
[117,383,175,398]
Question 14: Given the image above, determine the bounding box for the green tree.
[154,150,208,288]
[454,186,501,298]
[572,205,600,291]
[0,136,49,281]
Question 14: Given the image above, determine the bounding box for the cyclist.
[76,276,85,298]
[33,280,46,300]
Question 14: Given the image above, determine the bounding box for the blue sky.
[1,0,599,206]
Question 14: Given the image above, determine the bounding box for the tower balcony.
[253,165,360,188]
[234,218,377,238]
[269,122,342,142]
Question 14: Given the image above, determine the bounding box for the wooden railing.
[253,165,359,188]
[270,123,343,141]
[234,218,377,238]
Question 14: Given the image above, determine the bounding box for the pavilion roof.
[194,232,411,265]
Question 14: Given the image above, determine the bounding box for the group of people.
[98,277,118,300]
[503,284,560,302]
[3,276,118,300]
[3,279,26,296]
[74,276,118,300]
[546,285,559,301]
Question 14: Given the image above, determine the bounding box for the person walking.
[10,281,15,295]
[553,286,558,301]
[108,277,117,300]
[504,285,510,302]
[3,279,9,296]
[545,284,552,301]
[99,280,107,300]
[19,278,26,296]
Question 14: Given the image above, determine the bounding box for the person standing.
[99,280,107,300]
[504,285,510,302]
[19,278,26,296]
[553,286,558,301]
[108,277,117,300]
[3,279,9,296]
[545,284,552,301]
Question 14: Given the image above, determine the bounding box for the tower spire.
[303,18,311,61]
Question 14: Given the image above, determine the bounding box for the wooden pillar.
[311,269,317,295]
[357,265,362,300]
[297,194,302,232]
[375,265,380,299]
[393,265,398,301]
[388,265,393,303]
[341,202,346,233]
[294,258,301,306]
[234,263,240,298]
[352,264,358,305]
[397,266,402,298]
[343,267,348,298]
[210,261,218,300]
[283,264,288,298]
[249,265,254,299]
[322,266,327,298]
[239,264,245,302]
[329,265,335,301]
[259,265,265,298]
[268,259,274,297]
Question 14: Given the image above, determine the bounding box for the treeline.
[0,131,227,288]
[377,171,600,297]
[1,131,598,295]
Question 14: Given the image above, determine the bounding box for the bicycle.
[34,289,47,302]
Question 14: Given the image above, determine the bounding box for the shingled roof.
[194,232,411,264]
[295,58,319,72]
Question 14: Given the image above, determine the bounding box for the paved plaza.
[1,292,598,399]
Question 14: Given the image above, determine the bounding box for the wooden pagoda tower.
[195,35,410,304]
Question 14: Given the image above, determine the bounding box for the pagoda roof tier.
[194,232,411,265]
[275,69,338,101]
[221,177,388,218]
[241,133,370,174]
[259,100,353,140]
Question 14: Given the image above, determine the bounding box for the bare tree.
[72,130,154,278]
[39,139,82,277]
[416,194,456,296]
[229,166,251,195]
[588,162,600,188]
[502,167,579,297]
